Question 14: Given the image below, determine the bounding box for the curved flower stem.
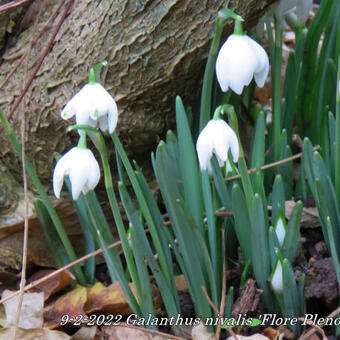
[88,60,108,84]
[225,106,253,215]
[199,8,243,131]
[199,17,225,131]
[272,18,283,161]
[0,109,86,284]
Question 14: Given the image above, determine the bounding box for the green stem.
[95,132,142,301]
[273,18,283,161]
[111,132,172,289]
[77,131,87,148]
[88,61,107,84]
[226,106,253,215]
[233,19,243,35]
[0,110,86,284]
[335,56,340,206]
[199,17,225,130]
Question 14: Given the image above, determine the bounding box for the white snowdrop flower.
[273,0,312,23]
[275,216,286,247]
[271,258,283,294]
[53,147,100,200]
[196,119,239,172]
[296,0,313,23]
[216,34,269,95]
[61,82,118,134]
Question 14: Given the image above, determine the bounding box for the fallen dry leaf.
[85,282,133,316]
[27,269,75,301]
[285,200,319,229]
[2,290,44,329]
[44,281,162,329]
[105,282,162,314]
[0,271,19,295]
[263,327,280,340]
[44,285,87,328]
[0,327,71,339]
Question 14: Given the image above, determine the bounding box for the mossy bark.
[0,0,276,224]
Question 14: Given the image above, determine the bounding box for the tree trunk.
[0,0,276,224]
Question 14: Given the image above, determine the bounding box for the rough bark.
[0,0,276,224]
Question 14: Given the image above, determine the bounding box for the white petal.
[108,100,119,133]
[212,121,231,164]
[271,260,283,294]
[69,167,88,200]
[216,35,259,95]
[99,116,108,132]
[296,0,313,23]
[52,148,75,198]
[196,123,214,171]
[226,125,240,162]
[275,217,286,247]
[60,101,76,120]
[248,37,269,87]
[52,160,67,198]
[84,150,101,192]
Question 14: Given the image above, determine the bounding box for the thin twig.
[116,323,187,340]
[13,16,37,337]
[215,228,227,340]
[0,0,74,133]
[225,146,320,182]
[0,0,65,89]
[176,146,320,185]
[201,286,239,340]
[298,318,327,340]
[0,0,33,15]
[298,306,340,340]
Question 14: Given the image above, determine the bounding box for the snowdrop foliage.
[215,34,269,95]
[196,119,239,172]
[61,83,118,134]
[53,147,100,200]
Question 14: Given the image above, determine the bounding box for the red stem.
[0,0,33,15]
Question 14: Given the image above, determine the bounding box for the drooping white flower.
[216,34,269,95]
[271,258,283,294]
[296,0,313,23]
[53,147,100,200]
[61,83,118,134]
[196,119,239,172]
[273,0,312,23]
[275,216,286,247]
